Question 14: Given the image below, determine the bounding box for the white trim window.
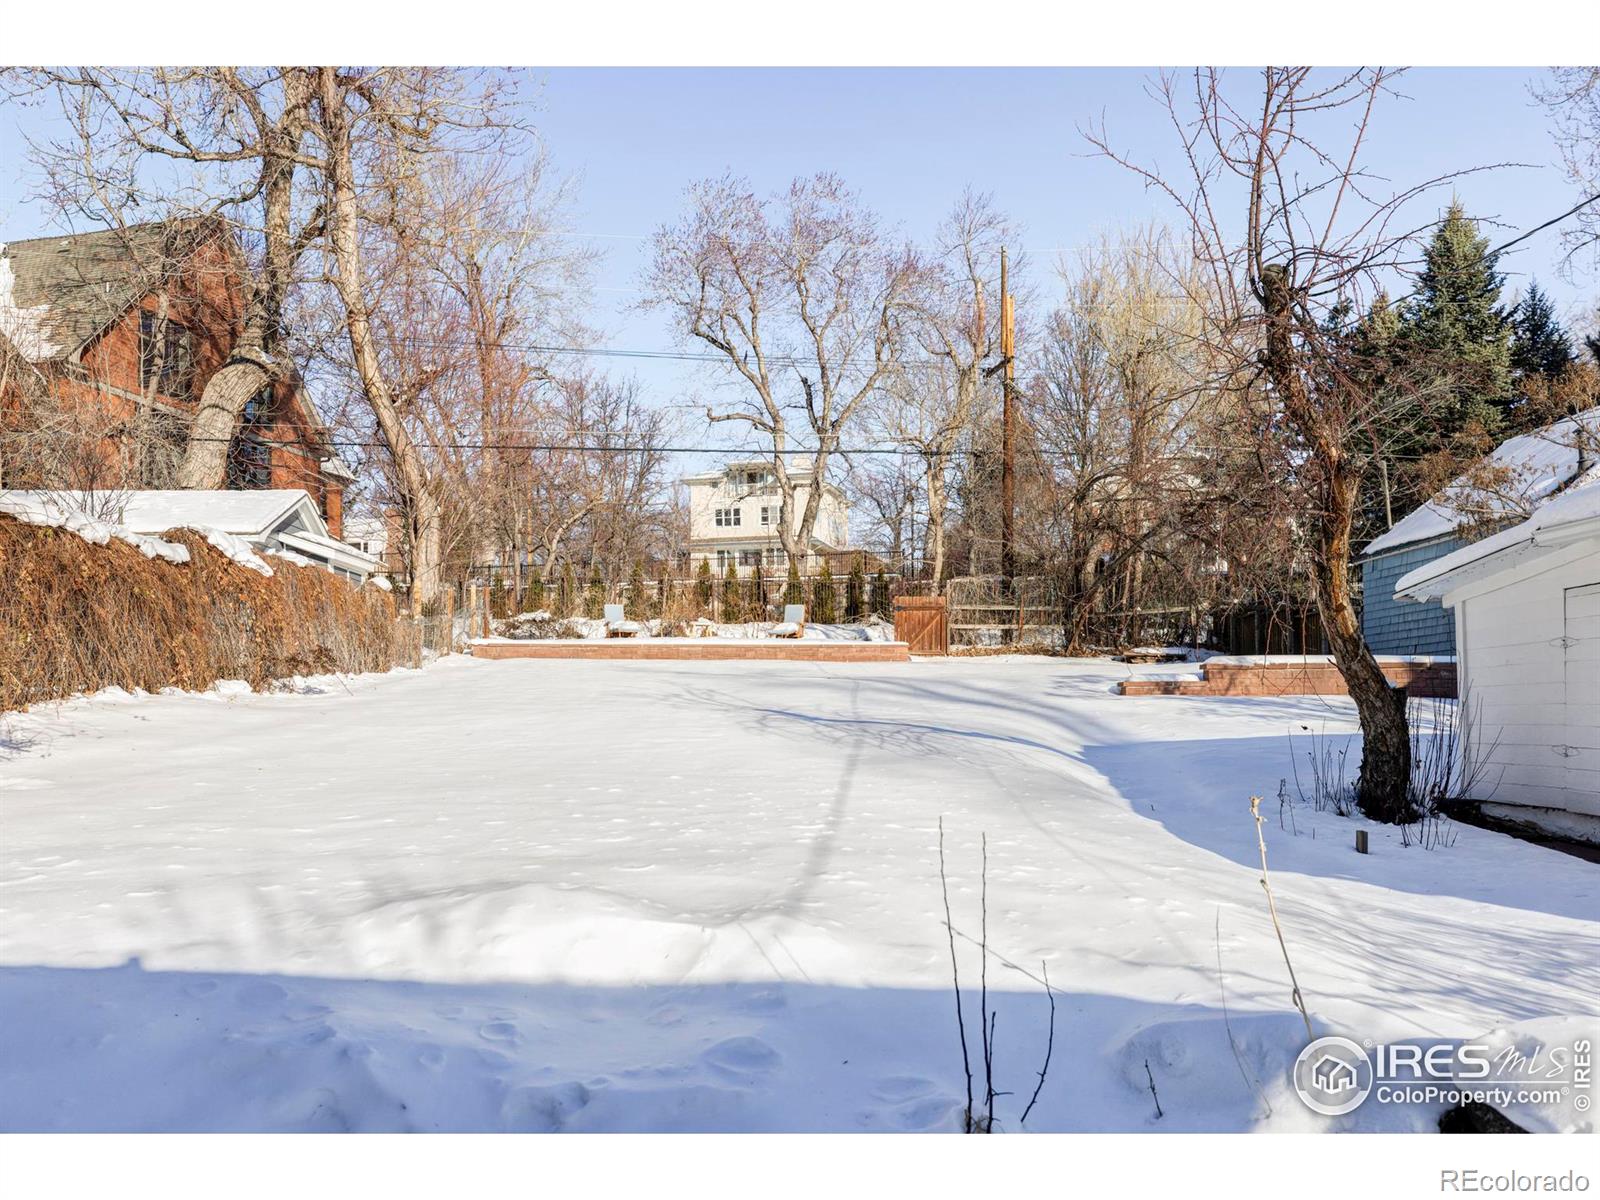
[765,547,786,567]
[715,507,742,528]
[759,505,773,527]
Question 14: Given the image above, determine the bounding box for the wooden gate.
[893,595,949,656]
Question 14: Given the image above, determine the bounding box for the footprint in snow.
[237,981,289,1007]
[479,1021,521,1044]
[701,1035,781,1080]
[895,1096,963,1132]
[871,1076,934,1103]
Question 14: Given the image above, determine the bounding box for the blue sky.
[3,67,1592,454]
[531,67,1592,438]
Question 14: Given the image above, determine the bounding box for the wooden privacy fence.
[893,595,949,656]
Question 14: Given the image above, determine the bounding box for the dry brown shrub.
[0,514,411,710]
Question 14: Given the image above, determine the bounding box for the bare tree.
[309,67,533,612]
[1533,67,1600,274]
[1091,68,1498,821]
[1023,226,1213,649]
[645,173,922,562]
[885,193,1016,590]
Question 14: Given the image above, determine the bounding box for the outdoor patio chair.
[770,604,805,638]
[603,603,644,637]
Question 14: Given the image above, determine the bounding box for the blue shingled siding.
[1358,536,1463,655]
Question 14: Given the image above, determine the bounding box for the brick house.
[0,219,352,537]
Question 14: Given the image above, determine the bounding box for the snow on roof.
[1395,464,1600,602]
[0,242,62,360]
[107,490,312,536]
[1363,409,1600,557]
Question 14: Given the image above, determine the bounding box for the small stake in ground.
[1355,830,1369,854]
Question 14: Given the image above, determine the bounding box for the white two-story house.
[683,458,851,572]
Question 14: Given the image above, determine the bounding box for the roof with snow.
[1362,408,1600,558]
[0,220,231,363]
[1395,468,1600,602]
[108,490,314,537]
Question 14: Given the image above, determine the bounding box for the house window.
[739,550,761,567]
[716,549,731,569]
[714,507,742,528]
[139,312,195,399]
[759,506,773,527]
[227,386,273,490]
[766,547,786,567]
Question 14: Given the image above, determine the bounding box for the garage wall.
[1458,543,1600,816]
[1360,537,1463,655]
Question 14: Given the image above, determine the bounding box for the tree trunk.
[317,68,442,613]
[175,71,312,489]
[175,346,272,488]
[1259,263,1412,822]
[1315,469,1413,821]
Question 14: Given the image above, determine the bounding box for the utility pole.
[999,246,1016,583]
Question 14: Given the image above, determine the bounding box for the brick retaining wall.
[470,639,911,663]
[1118,658,1456,698]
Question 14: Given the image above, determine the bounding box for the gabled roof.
[1395,467,1600,602]
[110,489,318,537]
[1362,408,1600,558]
[0,219,234,363]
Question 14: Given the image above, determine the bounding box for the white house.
[682,459,851,572]
[342,513,392,572]
[1395,472,1600,843]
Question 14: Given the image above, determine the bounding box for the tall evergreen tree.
[559,561,577,616]
[1400,201,1512,431]
[524,575,545,614]
[694,558,714,614]
[748,560,767,619]
[657,573,671,618]
[628,560,648,618]
[584,564,605,619]
[1511,281,1575,382]
[872,567,892,619]
[783,559,805,607]
[845,554,866,620]
[722,558,743,623]
[811,559,838,624]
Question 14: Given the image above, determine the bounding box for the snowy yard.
[1,656,1595,1133]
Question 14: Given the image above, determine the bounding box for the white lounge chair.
[771,604,806,639]
[604,603,644,638]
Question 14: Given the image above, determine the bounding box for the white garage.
[1396,481,1600,841]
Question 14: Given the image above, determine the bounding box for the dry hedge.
[0,514,412,711]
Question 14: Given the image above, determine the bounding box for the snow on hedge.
[0,491,190,565]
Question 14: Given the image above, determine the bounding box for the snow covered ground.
[1,656,1594,1132]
